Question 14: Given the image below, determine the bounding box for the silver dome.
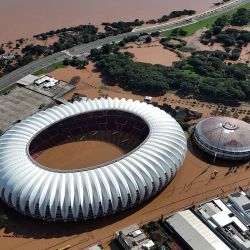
[0,98,187,221]
[194,116,250,161]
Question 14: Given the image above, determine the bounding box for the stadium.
[193,116,250,161]
[0,98,187,222]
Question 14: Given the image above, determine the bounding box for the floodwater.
[0,0,217,43]
[36,140,125,170]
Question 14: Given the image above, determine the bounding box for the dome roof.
[194,117,250,160]
[0,98,187,221]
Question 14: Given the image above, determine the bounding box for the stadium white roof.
[0,98,187,221]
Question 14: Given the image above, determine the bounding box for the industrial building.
[198,198,250,249]
[115,224,155,250]
[193,117,250,161]
[228,191,250,226]
[165,208,230,250]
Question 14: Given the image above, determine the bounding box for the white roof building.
[0,98,187,221]
[34,75,58,86]
[115,224,155,250]
[165,209,230,250]
[228,191,250,225]
[198,198,250,250]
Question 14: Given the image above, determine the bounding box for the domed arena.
[0,98,187,221]
[193,117,250,161]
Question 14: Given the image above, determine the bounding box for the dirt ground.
[36,141,125,170]
[120,40,180,66]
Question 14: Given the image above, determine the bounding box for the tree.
[231,8,250,26]
[145,36,152,43]
[0,47,5,55]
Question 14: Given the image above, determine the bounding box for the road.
[0,0,248,90]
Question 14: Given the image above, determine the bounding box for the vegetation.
[242,115,250,123]
[178,120,191,131]
[0,47,5,55]
[0,83,17,95]
[90,42,250,105]
[102,19,144,34]
[162,3,250,37]
[143,221,176,250]
[63,57,89,69]
[170,28,188,37]
[160,37,187,49]
[147,9,195,24]
[200,9,250,49]
[34,61,65,75]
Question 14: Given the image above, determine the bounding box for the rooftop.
[165,208,230,250]
[198,198,250,249]
[115,224,155,250]
[195,117,250,152]
[229,191,250,220]
[16,74,40,86]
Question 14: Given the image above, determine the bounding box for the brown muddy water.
[0,0,217,43]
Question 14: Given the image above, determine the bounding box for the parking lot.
[0,87,53,132]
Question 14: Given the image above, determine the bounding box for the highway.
[0,0,248,90]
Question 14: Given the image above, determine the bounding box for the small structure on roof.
[85,244,103,250]
[144,96,152,103]
[34,75,58,88]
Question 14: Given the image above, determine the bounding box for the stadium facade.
[193,117,250,161]
[0,98,187,221]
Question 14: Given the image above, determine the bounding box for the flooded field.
[36,140,125,170]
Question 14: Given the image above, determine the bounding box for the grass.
[0,83,17,95]
[34,61,65,75]
[162,1,250,37]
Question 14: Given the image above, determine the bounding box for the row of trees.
[146,9,196,24]
[102,19,144,34]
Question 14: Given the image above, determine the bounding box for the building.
[198,198,250,249]
[228,191,250,226]
[16,74,40,86]
[193,117,250,161]
[2,53,15,60]
[85,244,103,250]
[34,75,58,88]
[115,224,155,250]
[165,208,230,250]
[0,98,187,221]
